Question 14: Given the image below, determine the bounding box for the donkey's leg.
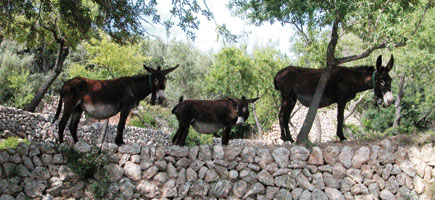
[279,94,296,142]
[173,120,190,146]
[69,106,83,143]
[115,109,131,145]
[222,126,231,145]
[336,101,347,141]
[58,100,74,144]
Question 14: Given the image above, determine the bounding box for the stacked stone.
[1,139,434,199]
[0,105,170,146]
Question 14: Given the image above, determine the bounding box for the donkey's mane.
[345,65,375,72]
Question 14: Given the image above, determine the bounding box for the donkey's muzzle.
[236,117,245,126]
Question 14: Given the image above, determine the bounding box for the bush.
[0,136,30,149]
[128,104,178,133]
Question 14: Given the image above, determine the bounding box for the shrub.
[0,136,30,149]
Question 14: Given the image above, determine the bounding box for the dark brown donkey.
[171,96,259,146]
[274,55,395,142]
[53,64,178,145]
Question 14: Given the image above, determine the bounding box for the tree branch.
[344,90,369,120]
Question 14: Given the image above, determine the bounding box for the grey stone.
[214,165,229,179]
[258,170,274,186]
[0,151,9,163]
[130,155,140,163]
[119,178,135,200]
[291,146,310,161]
[257,149,274,169]
[167,163,178,179]
[205,169,221,183]
[413,175,424,194]
[325,187,344,200]
[124,161,141,181]
[189,180,208,196]
[154,160,167,171]
[189,160,205,171]
[400,160,416,177]
[368,183,380,198]
[101,143,118,154]
[213,145,224,160]
[32,166,50,179]
[297,174,314,191]
[347,168,362,183]
[199,145,212,160]
[241,147,256,163]
[162,179,177,198]
[176,157,190,168]
[41,154,52,166]
[155,146,166,159]
[186,167,198,182]
[308,146,324,165]
[229,170,238,180]
[352,147,370,168]
[379,189,395,200]
[339,146,354,168]
[265,186,279,200]
[397,186,411,199]
[312,189,329,200]
[29,143,40,157]
[143,166,159,180]
[9,153,21,164]
[382,163,393,180]
[240,168,257,183]
[140,159,153,170]
[189,146,199,160]
[52,154,63,164]
[385,176,399,194]
[244,182,265,199]
[275,188,292,200]
[341,177,356,192]
[24,177,47,198]
[323,172,339,188]
[74,141,91,153]
[299,190,312,200]
[167,146,189,157]
[176,168,186,186]
[209,180,232,198]
[275,175,292,189]
[273,168,291,176]
[333,162,346,180]
[272,147,290,168]
[248,163,261,171]
[178,182,190,198]
[153,172,169,185]
[351,184,369,195]
[361,164,373,179]
[313,172,325,190]
[318,164,333,173]
[137,180,160,198]
[198,166,208,179]
[233,180,248,198]
[0,194,15,200]
[291,188,303,199]
[323,146,339,165]
[58,165,79,181]
[22,155,34,169]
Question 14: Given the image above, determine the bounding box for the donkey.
[171,96,259,146]
[274,55,395,143]
[53,64,178,145]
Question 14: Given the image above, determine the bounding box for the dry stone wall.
[0,139,434,199]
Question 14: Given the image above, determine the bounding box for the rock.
[143,166,158,180]
[167,163,178,179]
[351,184,369,195]
[297,174,314,191]
[413,175,424,194]
[308,146,324,165]
[229,169,238,180]
[291,146,310,161]
[291,188,303,199]
[275,188,292,200]
[299,190,312,200]
[153,172,169,186]
[155,146,166,159]
[318,164,333,173]
[209,180,232,198]
[385,176,399,194]
[189,180,208,196]
[361,164,373,179]
[258,170,274,186]
[58,165,79,181]
[176,157,190,168]
[167,146,189,157]
[74,141,91,153]
[240,168,257,183]
[323,146,339,165]
[0,151,9,163]
[272,147,290,168]
[124,162,141,181]
[52,154,63,164]
[161,179,177,198]
[178,182,190,198]
[333,163,346,180]
[154,160,167,171]
[101,143,118,154]
[265,186,279,200]
[119,178,135,200]
[186,167,198,182]
[323,172,339,188]
[198,166,207,179]
[176,168,186,186]
[244,182,265,198]
[16,142,29,155]
[24,178,47,198]
[189,146,199,160]
[379,189,395,200]
[341,177,356,192]
[312,189,329,200]
[368,183,380,198]
[241,147,256,163]
[325,187,344,200]
[199,145,212,160]
[339,146,354,168]
[257,149,274,169]
[275,174,292,189]
[213,145,224,160]
[352,147,370,168]
[347,168,362,183]
[233,180,248,198]
[0,194,15,200]
[130,155,140,163]
[46,177,62,196]
[137,180,160,198]
[312,172,325,190]
[32,166,51,179]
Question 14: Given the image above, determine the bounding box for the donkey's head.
[374,55,395,106]
[227,96,260,125]
[144,64,179,102]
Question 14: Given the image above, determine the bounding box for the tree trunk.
[314,113,322,143]
[24,43,69,112]
[393,74,406,130]
[250,104,263,136]
[296,21,339,144]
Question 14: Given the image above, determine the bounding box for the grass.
[0,136,30,149]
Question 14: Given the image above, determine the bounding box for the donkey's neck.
[350,66,375,93]
[130,74,153,100]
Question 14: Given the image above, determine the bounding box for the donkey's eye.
[242,107,247,112]
[380,80,385,86]
[154,79,158,83]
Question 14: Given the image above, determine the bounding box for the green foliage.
[61,145,108,179]
[128,103,178,133]
[0,136,30,150]
[67,33,148,79]
[0,40,37,107]
[182,129,213,146]
[89,178,112,200]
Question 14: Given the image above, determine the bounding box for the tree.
[229,0,433,143]
[0,0,224,112]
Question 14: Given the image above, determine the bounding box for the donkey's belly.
[191,121,224,134]
[83,103,120,119]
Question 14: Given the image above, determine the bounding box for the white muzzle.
[156,90,165,100]
[236,117,245,125]
[383,91,395,106]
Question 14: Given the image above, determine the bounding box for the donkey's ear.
[376,55,382,71]
[225,97,236,103]
[162,64,179,75]
[247,97,260,103]
[386,55,394,72]
[144,64,157,73]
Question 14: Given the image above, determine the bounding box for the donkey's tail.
[172,96,184,114]
[52,93,63,123]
